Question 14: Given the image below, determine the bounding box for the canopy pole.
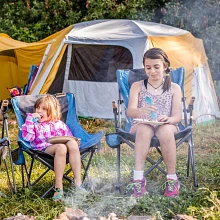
[29,40,55,91]
[31,39,65,95]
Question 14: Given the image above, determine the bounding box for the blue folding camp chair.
[23,65,38,95]
[106,67,198,192]
[11,93,103,198]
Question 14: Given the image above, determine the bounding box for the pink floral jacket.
[22,113,73,151]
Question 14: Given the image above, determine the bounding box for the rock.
[55,208,88,220]
[127,215,152,220]
[53,212,69,220]
[173,215,197,220]
[107,213,118,220]
[3,213,35,220]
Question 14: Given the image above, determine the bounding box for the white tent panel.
[62,80,119,118]
[192,65,220,123]
[66,20,189,39]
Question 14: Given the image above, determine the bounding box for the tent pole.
[29,40,55,91]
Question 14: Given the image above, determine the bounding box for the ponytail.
[162,68,171,92]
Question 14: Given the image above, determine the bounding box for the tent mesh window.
[68,45,133,82]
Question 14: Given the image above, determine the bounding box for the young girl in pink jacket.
[22,94,85,201]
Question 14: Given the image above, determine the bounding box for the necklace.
[148,81,163,92]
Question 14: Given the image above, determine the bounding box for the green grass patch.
[0,113,220,219]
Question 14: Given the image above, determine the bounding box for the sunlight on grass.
[0,113,220,219]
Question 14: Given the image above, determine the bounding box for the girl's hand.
[157,115,170,123]
[140,105,157,116]
[32,113,41,119]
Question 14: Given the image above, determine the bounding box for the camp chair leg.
[188,136,198,187]
[187,145,191,178]
[41,185,54,199]
[28,157,35,179]
[3,159,14,194]
[8,146,17,193]
[81,148,96,182]
[22,163,31,188]
[21,165,25,188]
[116,145,121,193]
[145,157,167,176]
[31,167,51,187]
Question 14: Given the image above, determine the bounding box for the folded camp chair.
[23,65,38,95]
[106,67,198,192]
[0,100,17,194]
[11,93,103,198]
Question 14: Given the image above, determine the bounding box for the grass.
[0,111,220,219]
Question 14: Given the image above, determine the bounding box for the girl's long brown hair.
[34,94,61,121]
[143,48,171,91]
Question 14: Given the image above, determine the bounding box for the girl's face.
[35,103,51,122]
[144,58,166,81]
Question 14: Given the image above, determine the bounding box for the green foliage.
[130,187,220,219]
[83,0,165,21]
[0,0,169,41]
[0,0,219,81]
[0,190,64,219]
[0,0,83,42]
[161,0,220,80]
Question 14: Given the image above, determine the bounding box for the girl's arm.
[127,82,142,118]
[22,113,36,142]
[127,81,156,119]
[58,121,73,136]
[168,83,182,124]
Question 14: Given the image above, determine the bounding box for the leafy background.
[0,0,219,82]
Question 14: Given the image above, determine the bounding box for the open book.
[133,118,167,125]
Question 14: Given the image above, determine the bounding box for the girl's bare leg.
[155,124,177,174]
[132,124,154,171]
[45,144,67,189]
[66,140,82,187]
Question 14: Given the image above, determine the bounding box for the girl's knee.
[156,125,176,140]
[136,124,154,137]
[55,144,67,155]
[66,140,80,153]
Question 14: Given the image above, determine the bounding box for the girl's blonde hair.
[34,94,61,121]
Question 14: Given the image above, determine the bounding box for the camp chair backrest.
[117,67,185,132]
[13,94,68,125]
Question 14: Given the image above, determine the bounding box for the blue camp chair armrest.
[80,130,103,150]
[174,126,192,140]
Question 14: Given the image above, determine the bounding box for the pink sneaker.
[132,178,148,198]
[164,179,180,197]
